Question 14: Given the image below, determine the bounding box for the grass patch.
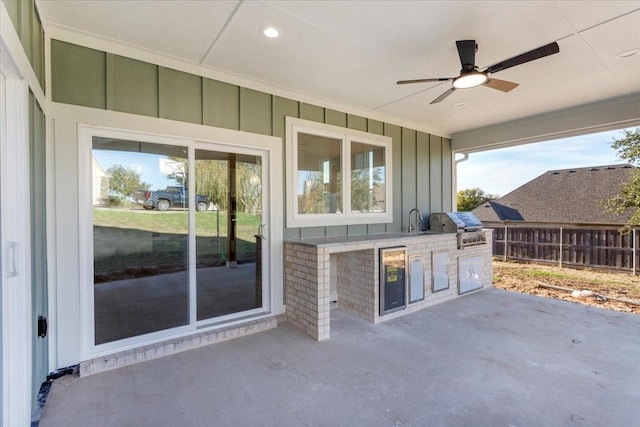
[527,270,576,280]
[501,262,638,289]
[93,207,262,240]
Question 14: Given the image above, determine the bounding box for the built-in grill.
[429,212,487,249]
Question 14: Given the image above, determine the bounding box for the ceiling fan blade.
[483,77,519,92]
[397,77,452,85]
[430,88,456,104]
[483,41,559,74]
[456,40,477,69]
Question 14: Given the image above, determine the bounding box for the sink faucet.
[408,208,424,233]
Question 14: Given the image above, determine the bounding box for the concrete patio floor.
[39,288,640,427]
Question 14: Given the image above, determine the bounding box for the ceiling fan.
[397,40,560,104]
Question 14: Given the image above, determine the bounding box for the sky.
[93,150,178,190]
[456,128,631,197]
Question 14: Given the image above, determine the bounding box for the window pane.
[92,137,189,344]
[297,132,342,214]
[195,150,263,320]
[350,141,386,213]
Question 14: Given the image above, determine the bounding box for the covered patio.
[3,2,640,426]
[39,288,640,427]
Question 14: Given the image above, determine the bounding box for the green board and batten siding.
[2,0,45,89]
[50,39,453,239]
[107,55,159,117]
[204,79,240,129]
[159,67,203,124]
[52,41,107,109]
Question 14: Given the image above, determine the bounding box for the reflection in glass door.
[91,136,267,346]
[92,138,189,344]
[195,149,264,320]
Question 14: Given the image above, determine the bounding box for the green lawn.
[93,207,262,281]
[93,207,262,239]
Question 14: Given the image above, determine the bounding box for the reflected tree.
[351,167,383,213]
[194,159,228,209]
[193,159,262,213]
[237,162,262,214]
[107,164,150,199]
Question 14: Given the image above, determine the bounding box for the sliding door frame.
[77,123,282,359]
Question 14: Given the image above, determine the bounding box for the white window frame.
[286,117,393,227]
[77,123,283,358]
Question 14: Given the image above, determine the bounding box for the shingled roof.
[472,164,636,225]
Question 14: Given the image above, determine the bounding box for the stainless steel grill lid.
[429,212,483,232]
[429,212,486,249]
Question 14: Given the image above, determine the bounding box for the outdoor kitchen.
[284,212,493,340]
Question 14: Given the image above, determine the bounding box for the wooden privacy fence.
[487,225,639,274]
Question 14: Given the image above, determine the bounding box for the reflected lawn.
[93,207,261,237]
[93,208,261,282]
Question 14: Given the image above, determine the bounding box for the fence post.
[634,228,637,276]
[559,226,563,268]
[504,224,508,261]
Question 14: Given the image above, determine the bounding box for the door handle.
[4,242,17,277]
[258,224,267,240]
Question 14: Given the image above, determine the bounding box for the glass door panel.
[195,149,264,320]
[92,138,189,344]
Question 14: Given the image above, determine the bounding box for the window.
[296,132,342,215]
[286,117,392,227]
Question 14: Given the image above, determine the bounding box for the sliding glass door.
[91,135,268,346]
[195,150,264,321]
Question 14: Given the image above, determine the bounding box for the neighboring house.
[472,164,635,227]
[92,156,109,206]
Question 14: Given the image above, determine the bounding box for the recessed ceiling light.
[261,26,280,39]
[617,49,639,59]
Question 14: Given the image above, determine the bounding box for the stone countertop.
[283,231,454,248]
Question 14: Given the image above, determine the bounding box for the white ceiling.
[35,0,640,141]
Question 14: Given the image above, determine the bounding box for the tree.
[107,165,149,198]
[193,159,263,212]
[236,162,262,214]
[351,167,383,213]
[457,187,499,212]
[194,159,228,209]
[603,128,640,232]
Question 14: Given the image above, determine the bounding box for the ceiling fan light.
[453,71,488,89]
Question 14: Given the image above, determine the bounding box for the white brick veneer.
[336,250,376,322]
[284,231,493,340]
[79,316,278,376]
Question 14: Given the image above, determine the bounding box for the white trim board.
[0,69,33,427]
